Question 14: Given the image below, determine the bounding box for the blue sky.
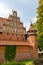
[0,0,38,30]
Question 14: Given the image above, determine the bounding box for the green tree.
[33,0,43,50]
[5,45,16,62]
[36,0,43,50]
[36,0,43,33]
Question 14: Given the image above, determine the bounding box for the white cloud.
[0,2,11,18]
[0,2,24,19]
[0,1,37,31]
[32,17,37,23]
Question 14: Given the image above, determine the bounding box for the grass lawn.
[21,60,34,65]
[1,60,34,65]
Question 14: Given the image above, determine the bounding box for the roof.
[29,24,34,31]
[0,40,34,47]
[0,17,7,22]
[0,17,7,26]
[27,24,37,33]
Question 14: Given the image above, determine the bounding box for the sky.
[0,0,38,30]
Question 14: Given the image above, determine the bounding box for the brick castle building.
[0,10,38,62]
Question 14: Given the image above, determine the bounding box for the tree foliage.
[33,0,43,50]
[5,45,16,62]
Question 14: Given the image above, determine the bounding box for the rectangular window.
[21,29,22,31]
[7,22,9,24]
[14,22,16,26]
[14,17,16,21]
[10,28,13,32]
[14,28,16,33]
[7,27,10,31]
[10,21,13,25]
[3,27,6,31]
[24,30,26,34]
[20,24,23,27]
[7,27,13,32]
[17,29,20,33]
[17,23,19,27]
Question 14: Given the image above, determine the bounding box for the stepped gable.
[0,11,26,41]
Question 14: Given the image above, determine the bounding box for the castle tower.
[27,24,38,59]
[27,24,37,45]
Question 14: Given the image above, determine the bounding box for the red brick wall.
[0,33,25,41]
[29,35,38,59]
[15,46,33,61]
[0,32,36,44]
[0,11,38,62]
[0,46,5,63]
[32,43,38,59]
[29,35,36,44]
[0,45,33,62]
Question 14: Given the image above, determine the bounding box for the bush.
[5,45,16,62]
[0,62,2,65]
[33,59,43,65]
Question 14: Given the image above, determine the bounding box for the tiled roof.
[0,17,7,21]
[29,25,34,31]
[0,17,7,26]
